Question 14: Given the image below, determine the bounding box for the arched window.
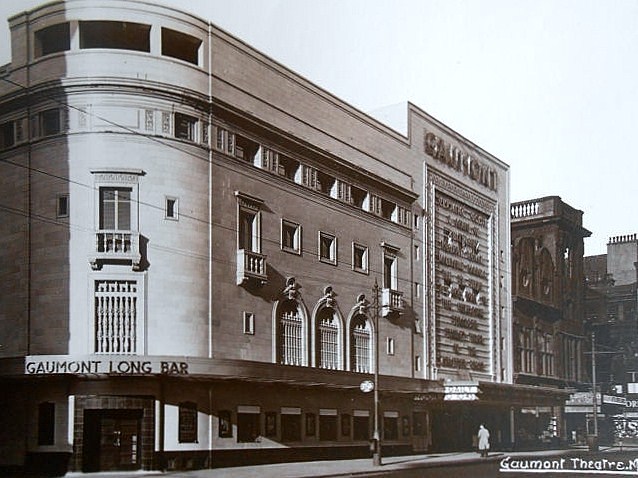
[350,314,372,373]
[538,248,555,301]
[278,300,304,366]
[516,238,534,294]
[316,308,341,370]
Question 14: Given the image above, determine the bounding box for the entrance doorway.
[83,409,142,472]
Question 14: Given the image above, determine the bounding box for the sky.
[1,0,636,256]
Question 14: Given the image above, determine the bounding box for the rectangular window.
[174,113,197,141]
[414,244,420,261]
[218,410,232,438]
[165,197,178,220]
[353,413,370,441]
[319,232,336,265]
[161,27,201,65]
[237,407,260,443]
[38,402,55,446]
[243,312,255,335]
[100,187,132,231]
[178,402,198,443]
[40,109,61,137]
[386,337,395,355]
[235,134,259,162]
[0,121,14,149]
[352,243,368,273]
[79,21,151,52]
[383,413,398,440]
[281,220,301,254]
[57,194,69,218]
[34,22,70,57]
[414,213,420,230]
[415,355,421,372]
[278,154,299,180]
[281,412,301,441]
[415,282,421,298]
[316,170,335,195]
[351,185,368,210]
[319,409,337,441]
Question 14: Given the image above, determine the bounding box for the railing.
[90,230,141,270]
[236,249,268,285]
[381,288,403,317]
[510,201,540,219]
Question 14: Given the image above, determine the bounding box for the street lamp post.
[372,279,382,466]
[590,331,599,451]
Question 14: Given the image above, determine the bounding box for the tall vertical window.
[178,402,198,443]
[100,187,132,231]
[540,333,554,376]
[0,121,14,149]
[316,308,340,370]
[383,252,398,290]
[37,402,55,446]
[518,328,534,374]
[238,208,260,253]
[278,300,304,366]
[350,314,372,373]
[383,412,399,440]
[352,243,368,273]
[95,279,138,354]
[319,232,336,264]
[281,220,301,254]
[165,197,178,220]
[353,411,370,440]
[386,337,395,355]
[56,194,69,218]
[243,312,255,335]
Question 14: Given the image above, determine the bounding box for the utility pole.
[591,331,598,451]
[373,279,382,466]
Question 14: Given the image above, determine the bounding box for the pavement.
[61,446,635,478]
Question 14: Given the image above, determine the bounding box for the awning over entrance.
[442,380,572,407]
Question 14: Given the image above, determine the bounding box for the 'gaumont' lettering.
[26,360,101,374]
[425,132,498,192]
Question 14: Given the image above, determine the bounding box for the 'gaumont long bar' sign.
[25,355,190,375]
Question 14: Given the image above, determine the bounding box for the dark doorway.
[83,409,142,472]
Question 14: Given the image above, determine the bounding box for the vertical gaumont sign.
[434,191,491,373]
[24,355,191,375]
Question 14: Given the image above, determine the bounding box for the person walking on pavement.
[477,424,490,457]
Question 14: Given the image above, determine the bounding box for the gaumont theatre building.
[0,0,564,473]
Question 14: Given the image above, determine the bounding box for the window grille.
[95,280,138,354]
[279,305,303,366]
[351,315,371,373]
